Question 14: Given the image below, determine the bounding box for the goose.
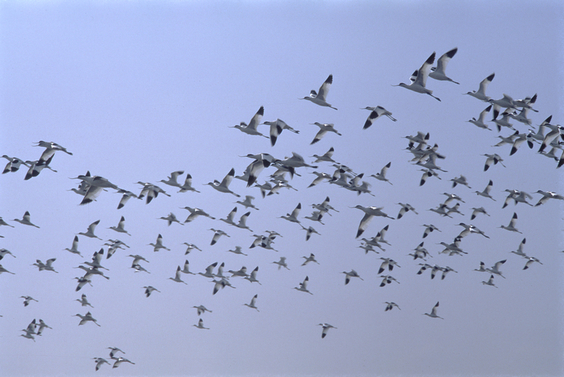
[76,294,93,307]
[294,276,313,295]
[466,73,495,101]
[207,168,240,197]
[244,294,259,311]
[160,170,184,187]
[300,74,337,110]
[429,47,459,84]
[169,266,187,284]
[361,106,397,129]
[424,301,443,319]
[342,269,363,285]
[353,205,394,238]
[109,216,130,235]
[178,173,200,193]
[193,318,209,330]
[149,234,170,251]
[13,211,40,228]
[75,311,101,326]
[193,305,212,316]
[394,52,440,101]
[231,106,267,138]
[310,122,342,144]
[78,220,101,239]
[318,323,336,338]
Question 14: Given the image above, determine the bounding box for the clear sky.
[0,1,563,376]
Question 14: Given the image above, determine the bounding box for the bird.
[93,357,110,371]
[378,258,400,274]
[301,253,319,266]
[24,155,57,180]
[149,234,170,251]
[424,301,443,319]
[219,207,238,226]
[500,212,522,233]
[78,220,101,239]
[422,224,441,239]
[36,319,52,336]
[112,357,135,369]
[280,203,302,224]
[396,203,417,219]
[483,154,505,172]
[300,74,337,110]
[534,190,564,206]
[475,180,496,201]
[523,257,542,270]
[64,235,82,256]
[210,228,230,245]
[262,119,298,146]
[482,275,497,288]
[307,171,332,188]
[318,323,337,338]
[183,243,202,254]
[242,153,275,187]
[169,266,187,284]
[342,269,363,285]
[466,73,495,101]
[272,257,290,270]
[75,311,101,326]
[231,106,268,138]
[2,155,28,174]
[143,286,160,297]
[178,174,200,193]
[21,296,38,307]
[13,211,40,228]
[108,216,131,235]
[182,206,216,223]
[384,302,400,311]
[429,47,459,84]
[486,260,507,278]
[394,52,441,101]
[300,225,321,241]
[159,212,183,226]
[236,195,259,210]
[370,162,393,185]
[108,347,125,358]
[76,294,93,307]
[33,258,58,273]
[207,168,240,197]
[468,105,493,130]
[361,106,397,129]
[199,262,218,278]
[310,122,342,144]
[450,175,470,189]
[311,147,336,163]
[193,305,212,316]
[193,318,209,330]
[294,276,313,295]
[116,189,139,209]
[160,170,184,187]
[244,266,261,284]
[353,205,394,238]
[470,207,489,220]
[244,294,259,311]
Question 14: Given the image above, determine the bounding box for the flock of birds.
[1,47,562,372]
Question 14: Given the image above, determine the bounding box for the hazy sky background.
[0,1,563,376]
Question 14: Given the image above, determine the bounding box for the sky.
[0,1,563,376]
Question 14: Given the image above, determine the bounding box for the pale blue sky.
[0,1,563,376]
